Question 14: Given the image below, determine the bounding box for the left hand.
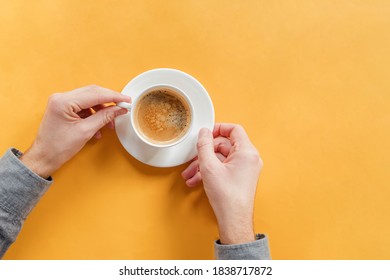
[20,85,131,178]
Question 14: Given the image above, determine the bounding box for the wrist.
[20,144,56,179]
[217,219,255,245]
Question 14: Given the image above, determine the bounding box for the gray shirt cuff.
[0,148,52,220]
[215,233,271,260]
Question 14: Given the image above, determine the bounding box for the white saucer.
[115,68,215,167]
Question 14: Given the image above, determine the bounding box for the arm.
[182,124,270,260]
[0,148,52,258]
[0,85,131,258]
[214,234,270,260]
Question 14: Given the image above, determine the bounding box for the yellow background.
[1,0,389,259]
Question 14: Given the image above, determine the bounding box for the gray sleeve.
[215,233,271,260]
[0,148,52,258]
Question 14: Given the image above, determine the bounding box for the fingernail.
[118,108,129,115]
[122,95,131,102]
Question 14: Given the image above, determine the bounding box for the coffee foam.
[134,88,191,144]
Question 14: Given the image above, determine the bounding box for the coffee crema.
[134,88,191,144]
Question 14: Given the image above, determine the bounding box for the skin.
[182,124,263,244]
[20,86,263,245]
[20,85,131,178]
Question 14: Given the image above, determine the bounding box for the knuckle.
[86,84,104,103]
[248,151,260,163]
[87,84,99,92]
[47,93,63,111]
[258,155,264,168]
[103,110,116,124]
[48,93,62,104]
[235,124,246,134]
[235,124,244,130]
[197,138,212,150]
[243,148,262,166]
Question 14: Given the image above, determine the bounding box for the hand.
[182,124,263,244]
[20,85,131,178]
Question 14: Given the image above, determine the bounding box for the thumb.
[197,128,220,170]
[84,106,128,134]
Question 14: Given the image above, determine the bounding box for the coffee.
[134,88,191,144]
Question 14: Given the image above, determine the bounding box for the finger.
[93,130,102,139]
[83,106,128,135]
[214,136,233,157]
[107,121,115,130]
[197,128,220,171]
[92,104,115,129]
[215,152,227,162]
[185,172,202,187]
[66,85,131,110]
[182,159,199,180]
[182,151,226,183]
[213,123,252,147]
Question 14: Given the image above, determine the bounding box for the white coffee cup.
[117,84,194,148]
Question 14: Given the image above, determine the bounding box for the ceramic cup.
[117,84,194,148]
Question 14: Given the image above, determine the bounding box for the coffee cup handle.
[116,102,132,111]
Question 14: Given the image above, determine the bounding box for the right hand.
[182,124,263,244]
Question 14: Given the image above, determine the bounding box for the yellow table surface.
[1,0,390,259]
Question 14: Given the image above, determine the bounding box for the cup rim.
[130,84,194,148]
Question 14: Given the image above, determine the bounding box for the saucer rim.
[115,68,215,167]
